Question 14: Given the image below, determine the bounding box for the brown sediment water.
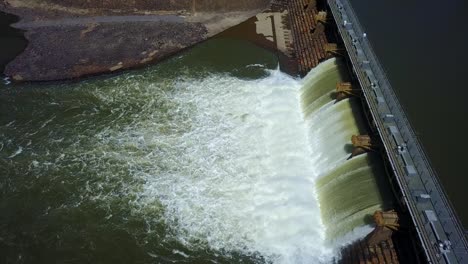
[215,16,299,76]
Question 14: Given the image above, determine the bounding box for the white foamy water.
[0,40,392,264]
[1,60,378,264]
[134,70,334,263]
[1,61,379,263]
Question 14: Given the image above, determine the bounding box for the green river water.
[1,35,392,263]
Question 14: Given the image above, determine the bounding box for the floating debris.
[2,76,11,85]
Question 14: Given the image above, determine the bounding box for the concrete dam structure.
[220,0,468,262]
[1,0,468,263]
[327,0,468,263]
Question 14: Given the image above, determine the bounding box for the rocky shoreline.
[1,0,270,81]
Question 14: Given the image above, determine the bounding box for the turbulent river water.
[0,38,393,263]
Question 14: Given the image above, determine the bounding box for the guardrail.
[327,0,468,263]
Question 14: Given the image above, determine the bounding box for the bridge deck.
[327,0,468,263]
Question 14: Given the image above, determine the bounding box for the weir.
[324,0,468,263]
[300,58,394,241]
[1,0,467,263]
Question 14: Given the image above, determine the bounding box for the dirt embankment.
[29,0,271,13]
[1,0,271,81]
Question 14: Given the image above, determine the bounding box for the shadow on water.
[362,214,374,225]
[368,153,395,211]
[349,99,367,134]
[343,143,354,154]
[0,11,27,74]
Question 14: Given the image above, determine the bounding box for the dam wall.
[268,0,468,261]
[299,58,394,241]
[327,0,468,263]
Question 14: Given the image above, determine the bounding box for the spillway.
[0,42,391,264]
[299,58,392,240]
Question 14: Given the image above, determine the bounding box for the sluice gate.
[326,0,468,263]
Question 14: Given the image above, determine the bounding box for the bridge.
[327,0,468,263]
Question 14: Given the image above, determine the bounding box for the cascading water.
[317,154,391,239]
[300,58,393,241]
[301,58,348,117]
[0,39,393,264]
[138,70,334,263]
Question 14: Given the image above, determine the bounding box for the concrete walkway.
[13,15,185,29]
